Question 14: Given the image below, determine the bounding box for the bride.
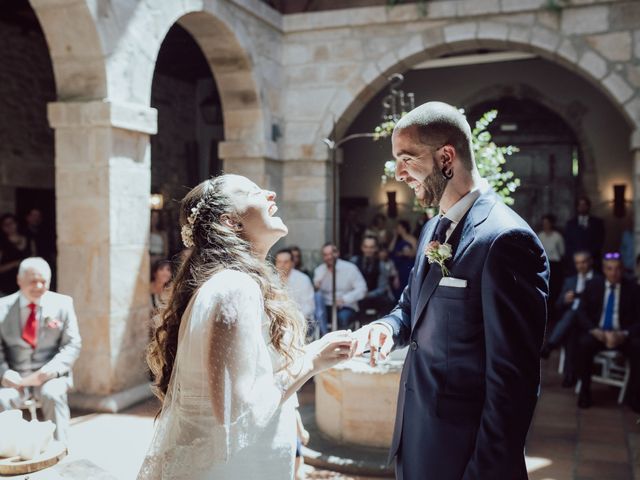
[138,174,355,479]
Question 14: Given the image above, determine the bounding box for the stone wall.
[14,0,640,405]
[0,18,54,214]
[342,57,632,251]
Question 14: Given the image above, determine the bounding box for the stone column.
[219,141,282,188]
[281,159,331,267]
[48,100,157,412]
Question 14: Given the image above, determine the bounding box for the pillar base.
[69,382,153,413]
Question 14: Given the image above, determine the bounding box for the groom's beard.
[417,169,448,208]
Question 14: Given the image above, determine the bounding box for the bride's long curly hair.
[147,175,305,402]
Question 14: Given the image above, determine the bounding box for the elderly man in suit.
[355,102,549,480]
[575,253,640,411]
[0,257,81,444]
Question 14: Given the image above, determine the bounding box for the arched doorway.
[0,0,57,293]
[150,23,224,263]
[339,53,631,255]
[467,97,580,230]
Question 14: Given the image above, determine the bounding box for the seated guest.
[541,251,601,386]
[575,253,640,411]
[379,245,400,294]
[150,260,173,314]
[314,243,367,331]
[350,235,394,316]
[388,220,417,299]
[275,248,315,329]
[289,245,312,279]
[0,258,82,443]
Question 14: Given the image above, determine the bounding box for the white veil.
[137,271,297,480]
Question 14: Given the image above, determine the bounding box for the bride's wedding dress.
[138,269,297,479]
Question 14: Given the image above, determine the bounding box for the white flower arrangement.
[180,199,206,248]
[424,241,453,277]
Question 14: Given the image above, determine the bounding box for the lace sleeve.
[207,273,284,457]
[137,271,289,479]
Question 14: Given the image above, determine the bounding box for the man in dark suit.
[575,253,640,411]
[541,251,601,386]
[350,235,394,317]
[564,196,605,272]
[354,102,549,480]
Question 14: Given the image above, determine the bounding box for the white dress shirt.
[537,231,565,262]
[578,215,589,228]
[313,259,367,311]
[572,270,593,310]
[285,269,315,320]
[440,188,482,242]
[599,281,620,330]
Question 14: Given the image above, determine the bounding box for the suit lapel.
[413,219,438,286]
[412,190,497,329]
[6,296,23,343]
[412,262,443,329]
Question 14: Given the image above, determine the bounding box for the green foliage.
[471,109,520,205]
[375,109,520,206]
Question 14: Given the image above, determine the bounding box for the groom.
[356,102,549,479]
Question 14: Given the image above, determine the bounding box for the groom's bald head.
[394,101,475,171]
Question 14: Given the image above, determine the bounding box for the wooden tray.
[0,441,67,476]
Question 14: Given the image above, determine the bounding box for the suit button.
[410,340,418,351]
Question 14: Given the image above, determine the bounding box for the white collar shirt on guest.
[19,292,42,330]
[313,259,367,311]
[578,215,590,228]
[439,188,482,243]
[599,281,620,330]
[572,270,594,310]
[285,269,315,320]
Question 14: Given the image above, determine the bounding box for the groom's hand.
[354,323,394,367]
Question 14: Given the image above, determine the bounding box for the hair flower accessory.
[180,199,206,248]
[425,241,453,276]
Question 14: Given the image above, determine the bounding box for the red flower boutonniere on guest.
[45,318,62,330]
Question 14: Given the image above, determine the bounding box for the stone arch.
[460,83,599,196]
[323,23,637,142]
[29,0,107,100]
[94,0,271,150]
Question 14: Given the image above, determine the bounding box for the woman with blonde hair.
[138,174,355,479]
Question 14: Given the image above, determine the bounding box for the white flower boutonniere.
[425,241,453,277]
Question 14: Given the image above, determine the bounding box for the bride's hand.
[305,330,356,374]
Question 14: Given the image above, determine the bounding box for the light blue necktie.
[602,284,616,331]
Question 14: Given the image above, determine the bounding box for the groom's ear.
[440,145,455,169]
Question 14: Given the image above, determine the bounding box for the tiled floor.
[525,352,640,480]
[10,351,639,480]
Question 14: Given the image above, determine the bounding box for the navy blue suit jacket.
[577,277,640,338]
[381,191,549,480]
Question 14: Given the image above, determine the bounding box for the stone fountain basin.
[315,347,407,448]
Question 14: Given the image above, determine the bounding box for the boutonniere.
[425,241,453,277]
[45,317,62,329]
